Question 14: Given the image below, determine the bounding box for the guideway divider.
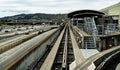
[69,25,85,66]
[40,25,67,70]
[62,27,68,70]
[2,29,58,70]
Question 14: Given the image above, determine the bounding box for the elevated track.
[0,24,119,70]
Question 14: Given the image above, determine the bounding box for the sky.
[0,0,120,17]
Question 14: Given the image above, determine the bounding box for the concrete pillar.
[82,37,84,49]
[71,18,73,26]
[102,39,106,50]
[102,25,104,34]
[98,41,102,51]
[119,16,120,29]
[114,37,118,46]
[118,36,120,45]
[99,17,104,25]
[73,18,78,26]
[73,18,75,26]
[77,18,79,27]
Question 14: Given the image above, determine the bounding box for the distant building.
[100,2,120,25]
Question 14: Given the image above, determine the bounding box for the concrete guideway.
[40,24,85,70]
[0,24,119,70]
[62,28,68,69]
[40,25,66,70]
[0,28,58,70]
[0,26,58,54]
[69,25,85,67]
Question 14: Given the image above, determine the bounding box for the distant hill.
[0,13,67,22]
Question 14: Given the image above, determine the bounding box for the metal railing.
[78,23,120,35]
[84,17,98,48]
[97,24,120,35]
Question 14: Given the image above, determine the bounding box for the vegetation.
[0,13,67,22]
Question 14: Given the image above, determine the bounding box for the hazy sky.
[0,0,120,17]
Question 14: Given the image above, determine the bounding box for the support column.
[98,41,102,51]
[102,39,106,50]
[77,18,79,27]
[71,18,73,26]
[73,18,77,26]
[119,16,120,29]
[82,37,84,49]
[102,25,104,34]
[114,37,118,46]
[119,36,120,45]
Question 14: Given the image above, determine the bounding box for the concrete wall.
[10,30,60,70]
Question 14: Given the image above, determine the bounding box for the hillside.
[0,13,67,22]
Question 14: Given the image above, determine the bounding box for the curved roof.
[68,9,104,18]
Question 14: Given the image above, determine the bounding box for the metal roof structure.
[68,9,104,18]
[100,2,120,16]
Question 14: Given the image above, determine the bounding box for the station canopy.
[68,9,104,18]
